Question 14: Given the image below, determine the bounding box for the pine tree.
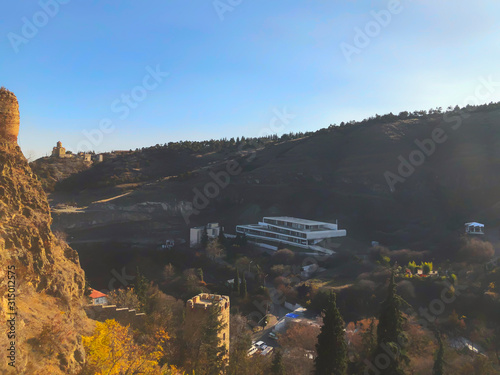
[241,276,247,298]
[227,323,252,375]
[234,269,240,294]
[271,349,286,375]
[314,292,347,375]
[373,269,408,375]
[196,302,228,375]
[432,332,444,375]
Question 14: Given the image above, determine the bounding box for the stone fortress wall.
[84,304,146,330]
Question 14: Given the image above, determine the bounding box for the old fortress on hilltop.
[51,140,104,162]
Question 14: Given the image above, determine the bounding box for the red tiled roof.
[90,289,107,299]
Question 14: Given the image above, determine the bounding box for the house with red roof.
[89,289,108,305]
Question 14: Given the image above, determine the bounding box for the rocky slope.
[0,87,92,374]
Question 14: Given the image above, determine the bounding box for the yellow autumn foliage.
[82,319,185,375]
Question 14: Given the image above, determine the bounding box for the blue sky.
[1,0,500,158]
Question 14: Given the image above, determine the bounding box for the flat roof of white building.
[264,217,334,226]
[465,222,484,227]
[191,222,220,230]
[238,223,336,234]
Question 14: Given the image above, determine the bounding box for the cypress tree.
[432,332,444,375]
[373,269,408,375]
[314,292,347,375]
[134,267,150,313]
[234,269,240,294]
[271,349,286,375]
[241,275,247,298]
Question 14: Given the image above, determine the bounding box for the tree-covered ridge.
[34,100,500,194]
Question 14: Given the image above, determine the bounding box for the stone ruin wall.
[84,304,146,330]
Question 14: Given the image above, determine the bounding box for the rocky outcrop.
[0,88,92,374]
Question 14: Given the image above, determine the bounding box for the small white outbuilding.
[464,222,484,235]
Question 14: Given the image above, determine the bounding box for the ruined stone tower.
[186,293,230,364]
[0,87,20,143]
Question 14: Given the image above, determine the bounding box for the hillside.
[21,95,500,374]
[30,156,93,192]
[0,88,92,374]
[36,102,500,258]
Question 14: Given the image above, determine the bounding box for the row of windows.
[264,219,304,230]
[267,225,306,238]
[263,218,326,232]
[236,227,308,245]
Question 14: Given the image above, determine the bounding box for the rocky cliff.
[0,88,92,374]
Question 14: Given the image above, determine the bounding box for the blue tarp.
[286,313,299,318]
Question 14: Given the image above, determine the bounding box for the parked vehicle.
[247,346,259,357]
[255,341,265,349]
[261,346,274,356]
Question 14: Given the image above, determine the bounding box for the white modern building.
[465,222,484,235]
[190,223,222,247]
[236,217,346,249]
